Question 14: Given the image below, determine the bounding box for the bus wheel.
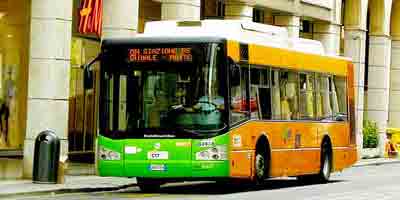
[317,142,332,183]
[254,148,267,184]
[137,178,162,192]
[297,175,313,183]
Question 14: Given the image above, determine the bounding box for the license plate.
[148,151,169,160]
[149,164,167,171]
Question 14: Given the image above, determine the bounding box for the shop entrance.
[0,0,29,154]
[68,37,100,163]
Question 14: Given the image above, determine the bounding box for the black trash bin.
[32,130,60,184]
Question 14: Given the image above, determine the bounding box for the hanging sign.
[78,0,103,37]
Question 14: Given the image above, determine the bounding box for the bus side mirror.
[81,54,101,90]
[83,65,93,90]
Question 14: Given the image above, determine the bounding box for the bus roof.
[102,36,225,47]
[141,20,351,62]
[102,20,350,62]
[101,20,352,76]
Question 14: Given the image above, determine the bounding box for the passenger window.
[280,71,299,120]
[231,64,249,124]
[271,70,281,120]
[315,74,332,120]
[250,67,271,120]
[299,73,315,120]
[329,76,339,116]
[333,76,347,121]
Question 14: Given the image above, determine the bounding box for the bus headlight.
[196,145,227,160]
[99,147,121,160]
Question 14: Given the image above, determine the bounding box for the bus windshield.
[100,43,227,138]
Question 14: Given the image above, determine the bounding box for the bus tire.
[317,141,332,183]
[297,141,332,184]
[254,145,268,184]
[296,174,314,183]
[137,178,162,192]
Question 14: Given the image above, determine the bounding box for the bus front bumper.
[98,160,230,178]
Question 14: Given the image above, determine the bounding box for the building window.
[253,8,264,23]
[300,20,313,33]
[217,0,225,18]
[201,0,225,20]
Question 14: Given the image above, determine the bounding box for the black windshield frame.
[99,39,229,139]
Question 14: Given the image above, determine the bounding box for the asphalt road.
[11,163,400,200]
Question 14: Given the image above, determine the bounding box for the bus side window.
[333,76,348,121]
[280,71,299,120]
[299,73,315,120]
[271,70,281,120]
[250,66,271,120]
[315,74,333,120]
[230,63,249,124]
[329,76,339,116]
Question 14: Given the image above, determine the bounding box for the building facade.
[0,0,399,178]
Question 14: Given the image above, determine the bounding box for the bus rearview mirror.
[83,66,94,90]
[230,63,240,87]
[81,54,101,90]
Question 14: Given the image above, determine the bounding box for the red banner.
[78,0,103,37]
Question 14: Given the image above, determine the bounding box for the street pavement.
[7,162,400,200]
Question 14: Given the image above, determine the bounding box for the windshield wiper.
[181,123,228,134]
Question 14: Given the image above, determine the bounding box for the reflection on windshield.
[101,44,226,136]
[139,70,223,130]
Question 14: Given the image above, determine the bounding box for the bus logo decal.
[283,128,292,143]
[199,139,214,147]
[154,143,161,150]
[295,134,301,148]
[176,142,191,147]
[233,135,242,147]
[125,146,137,154]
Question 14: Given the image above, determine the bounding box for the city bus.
[92,20,358,192]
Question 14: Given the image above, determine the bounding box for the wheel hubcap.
[256,154,265,179]
[322,155,330,178]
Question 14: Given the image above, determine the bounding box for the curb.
[352,160,400,167]
[0,183,137,199]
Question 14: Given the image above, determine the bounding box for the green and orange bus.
[93,20,358,191]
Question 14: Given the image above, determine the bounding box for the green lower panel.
[97,133,230,178]
[191,161,229,177]
[97,136,125,177]
[98,160,125,177]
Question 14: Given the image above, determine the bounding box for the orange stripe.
[228,121,356,178]
[227,40,240,62]
[226,40,350,76]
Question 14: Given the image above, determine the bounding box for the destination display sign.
[128,47,193,63]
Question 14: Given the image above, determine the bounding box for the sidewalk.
[0,158,399,198]
[0,176,137,199]
[352,157,400,167]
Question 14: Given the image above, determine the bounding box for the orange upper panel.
[227,40,350,76]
